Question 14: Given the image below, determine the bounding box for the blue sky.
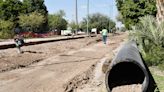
[45,0,121,27]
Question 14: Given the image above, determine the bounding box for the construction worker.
[14,34,24,53]
[101,29,108,44]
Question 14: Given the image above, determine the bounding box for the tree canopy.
[0,19,14,38]
[22,0,48,32]
[0,0,22,21]
[18,11,45,32]
[0,0,48,38]
[116,0,157,29]
[80,13,116,32]
[22,0,48,15]
[48,10,68,30]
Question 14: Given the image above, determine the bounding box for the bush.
[129,15,164,67]
[0,20,14,39]
[142,46,164,66]
[0,30,14,39]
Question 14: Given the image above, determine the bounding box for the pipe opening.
[108,62,145,90]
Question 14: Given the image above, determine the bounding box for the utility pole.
[75,0,78,34]
[87,0,89,35]
[109,4,111,32]
[109,3,113,33]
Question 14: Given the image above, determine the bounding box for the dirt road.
[0,37,99,72]
[0,33,127,92]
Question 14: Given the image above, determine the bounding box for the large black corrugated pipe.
[105,41,158,92]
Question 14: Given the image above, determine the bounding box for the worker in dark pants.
[14,34,24,54]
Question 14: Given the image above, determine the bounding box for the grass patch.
[158,64,164,71]
[150,67,164,92]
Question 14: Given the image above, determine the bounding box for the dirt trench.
[0,37,101,73]
[63,33,128,92]
[0,32,128,92]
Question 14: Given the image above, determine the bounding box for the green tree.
[116,13,123,23]
[22,0,48,32]
[0,20,14,38]
[18,11,45,32]
[56,10,66,17]
[116,0,157,29]
[0,0,3,18]
[0,0,49,38]
[80,13,115,32]
[0,0,22,38]
[69,21,79,31]
[0,0,22,21]
[48,10,68,30]
[22,0,48,15]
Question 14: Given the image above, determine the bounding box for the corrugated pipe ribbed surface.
[105,41,158,92]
